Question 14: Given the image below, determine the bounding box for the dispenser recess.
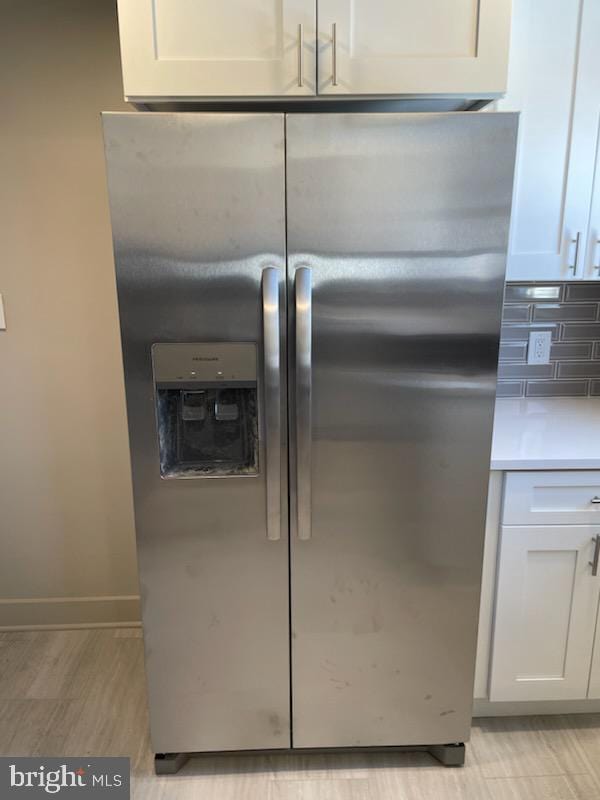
[152,343,259,479]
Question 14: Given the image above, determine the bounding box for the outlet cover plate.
[528,331,552,364]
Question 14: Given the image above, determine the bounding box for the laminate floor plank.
[269,777,373,800]
[374,768,494,800]
[562,714,600,784]
[483,775,581,800]
[0,631,63,699]
[470,716,594,779]
[0,698,74,755]
[25,630,96,700]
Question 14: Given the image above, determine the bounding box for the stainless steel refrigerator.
[103,111,517,769]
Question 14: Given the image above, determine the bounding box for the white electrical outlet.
[528,331,552,364]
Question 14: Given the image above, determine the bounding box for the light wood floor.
[1,629,600,799]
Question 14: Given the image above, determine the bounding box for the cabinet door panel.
[587,592,600,698]
[117,0,316,99]
[581,0,600,278]
[499,0,597,280]
[489,526,600,702]
[317,0,510,96]
[586,166,600,281]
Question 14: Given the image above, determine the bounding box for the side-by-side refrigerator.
[103,111,517,766]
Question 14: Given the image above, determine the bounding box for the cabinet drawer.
[503,472,600,526]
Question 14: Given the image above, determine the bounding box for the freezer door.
[103,113,289,753]
[286,112,517,748]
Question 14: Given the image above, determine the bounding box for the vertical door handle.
[590,536,600,576]
[569,232,581,275]
[262,267,281,541]
[594,239,600,275]
[297,23,304,87]
[295,267,312,541]
[331,23,338,86]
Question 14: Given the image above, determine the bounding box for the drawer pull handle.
[591,497,600,504]
[590,536,600,577]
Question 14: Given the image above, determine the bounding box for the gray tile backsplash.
[533,303,597,321]
[497,283,600,398]
[550,342,593,360]
[562,323,600,340]
[504,284,561,302]
[525,380,589,398]
[558,362,600,378]
[496,381,524,398]
[566,285,600,302]
[503,305,530,322]
[497,363,554,379]
[499,343,528,361]
[500,323,559,341]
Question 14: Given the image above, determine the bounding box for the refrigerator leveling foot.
[427,743,465,767]
[154,753,190,775]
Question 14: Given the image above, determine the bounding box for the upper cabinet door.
[586,157,600,281]
[580,1,600,280]
[499,0,599,281]
[316,0,510,96]
[117,0,316,100]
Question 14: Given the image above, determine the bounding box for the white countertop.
[491,398,600,471]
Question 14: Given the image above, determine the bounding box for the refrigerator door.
[286,112,517,748]
[103,113,290,753]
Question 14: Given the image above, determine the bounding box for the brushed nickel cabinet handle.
[262,267,281,542]
[590,536,600,576]
[594,240,600,274]
[295,267,312,541]
[332,22,338,86]
[298,23,304,87]
[569,232,581,275]
[591,496,600,504]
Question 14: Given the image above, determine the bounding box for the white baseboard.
[473,697,600,717]
[0,595,141,630]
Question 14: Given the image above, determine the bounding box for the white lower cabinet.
[483,469,600,707]
[587,604,600,699]
[489,525,600,701]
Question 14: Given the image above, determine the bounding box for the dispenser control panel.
[152,342,257,386]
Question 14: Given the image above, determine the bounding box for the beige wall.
[0,0,140,627]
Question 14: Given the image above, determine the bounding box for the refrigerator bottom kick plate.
[154,743,465,774]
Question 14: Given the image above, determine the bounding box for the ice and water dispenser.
[152,343,259,478]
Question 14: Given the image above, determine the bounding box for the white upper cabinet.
[587,159,600,281]
[582,1,600,280]
[499,0,600,281]
[116,0,510,100]
[316,0,510,96]
[117,0,317,99]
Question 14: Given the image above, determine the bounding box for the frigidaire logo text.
[9,764,123,794]
[192,356,219,362]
